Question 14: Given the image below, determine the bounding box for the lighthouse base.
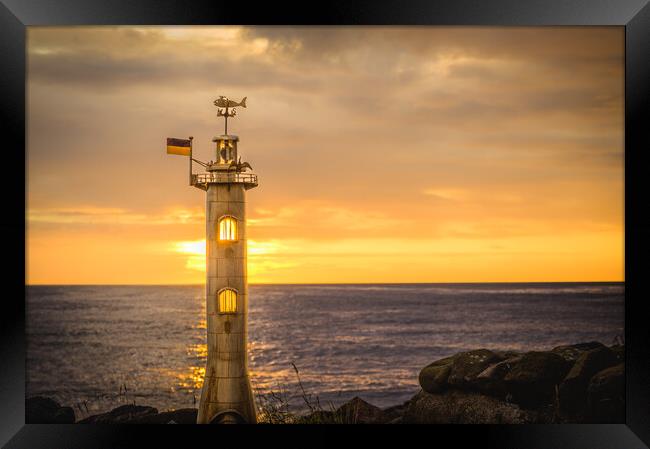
[196,373,257,424]
[208,410,246,424]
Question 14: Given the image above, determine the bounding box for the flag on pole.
[166,137,192,156]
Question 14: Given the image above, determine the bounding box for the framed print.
[2,0,649,447]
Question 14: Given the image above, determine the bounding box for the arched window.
[218,288,238,314]
[218,216,238,241]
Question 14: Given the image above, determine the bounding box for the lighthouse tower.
[189,97,258,424]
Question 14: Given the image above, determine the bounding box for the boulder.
[587,363,624,423]
[552,342,605,363]
[126,408,198,424]
[474,355,523,397]
[559,346,618,416]
[335,397,387,424]
[504,351,571,408]
[403,390,540,424]
[494,350,521,359]
[382,399,411,423]
[447,349,506,390]
[610,345,624,363]
[298,410,335,424]
[419,355,456,393]
[297,396,384,424]
[26,396,75,424]
[298,397,386,424]
[78,404,158,423]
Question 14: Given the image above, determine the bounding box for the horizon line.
[26,280,625,287]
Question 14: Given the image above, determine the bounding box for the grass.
[70,362,340,423]
[254,363,357,424]
[72,383,139,420]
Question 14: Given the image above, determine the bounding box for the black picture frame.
[2,0,649,447]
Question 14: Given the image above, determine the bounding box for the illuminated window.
[218,288,238,314]
[218,216,238,241]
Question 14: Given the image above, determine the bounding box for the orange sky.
[26,26,624,284]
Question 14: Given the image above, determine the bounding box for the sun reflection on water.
[192,318,207,330]
[187,343,207,359]
[175,366,206,391]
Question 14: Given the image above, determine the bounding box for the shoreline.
[27,340,624,424]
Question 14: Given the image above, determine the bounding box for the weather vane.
[213,95,247,134]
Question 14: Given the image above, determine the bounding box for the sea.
[26,283,624,418]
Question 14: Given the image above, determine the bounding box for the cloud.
[27,27,318,91]
[27,207,204,226]
[247,201,412,240]
[26,26,624,283]
[422,188,471,201]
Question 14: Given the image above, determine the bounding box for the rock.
[559,346,618,416]
[126,408,197,424]
[410,341,619,424]
[78,404,158,423]
[382,399,411,422]
[493,350,521,359]
[552,342,605,363]
[504,351,571,408]
[419,355,456,393]
[403,390,540,424]
[26,396,75,424]
[587,363,624,423]
[299,397,387,424]
[298,410,335,424]
[447,349,506,390]
[474,355,523,397]
[335,397,387,424]
[610,344,624,363]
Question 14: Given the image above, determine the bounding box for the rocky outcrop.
[403,389,540,424]
[25,398,198,424]
[415,342,624,423]
[26,397,75,424]
[447,349,507,389]
[28,342,623,425]
[300,397,388,424]
[419,350,520,396]
[126,408,198,424]
[78,405,159,423]
[558,346,617,416]
[587,363,624,423]
[382,399,411,424]
[474,355,522,397]
[336,397,387,423]
[418,355,455,393]
[610,345,624,362]
[504,351,571,408]
[551,341,605,362]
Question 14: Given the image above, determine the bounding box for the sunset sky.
[26,26,624,284]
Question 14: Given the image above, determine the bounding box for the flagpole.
[189,136,194,186]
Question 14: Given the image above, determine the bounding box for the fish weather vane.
[214,95,247,134]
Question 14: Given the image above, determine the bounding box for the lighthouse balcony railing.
[191,172,258,186]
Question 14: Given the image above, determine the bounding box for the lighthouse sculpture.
[167,96,258,424]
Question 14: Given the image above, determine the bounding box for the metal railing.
[191,172,258,185]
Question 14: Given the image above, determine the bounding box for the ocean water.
[26,283,624,417]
